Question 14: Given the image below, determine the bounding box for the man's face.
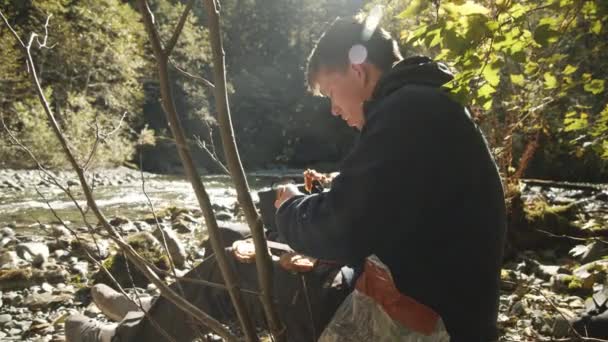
[315,65,369,130]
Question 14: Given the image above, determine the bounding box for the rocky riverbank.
[0,203,245,341]
[0,169,607,341]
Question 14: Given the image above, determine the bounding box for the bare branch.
[165,0,196,56]
[102,111,128,139]
[201,0,286,339]
[0,10,26,47]
[34,14,55,49]
[138,151,188,300]
[169,58,215,88]
[194,134,229,174]
[137,0,257,339]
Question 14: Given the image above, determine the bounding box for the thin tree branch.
[201,0,286,340]
[137,0,257,340]
[194,134,229,174]
[165,0,196,56]
[170,58,215,88]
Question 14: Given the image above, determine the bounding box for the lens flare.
[348,44,367,65]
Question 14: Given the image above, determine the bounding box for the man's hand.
[274,183,303,209]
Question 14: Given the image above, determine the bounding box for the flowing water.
[0,168,302,232]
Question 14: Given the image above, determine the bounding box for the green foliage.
[370,0,608,178]
[0,0,148,168]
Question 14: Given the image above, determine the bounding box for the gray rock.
[4,292,23,306]
[152,228,187,268]
[510,301,527,316]
[14,320,31,331]
[215,211,233,221]
[133,221,151,231]
[32,318,47,325]
[582,241,608,264]
[0,228,15,238]
[71,262,89,279]
[15,243,50,267]
[66,179,79,187]
[23,292,72,310]
[109,216,130,226]
[70,239,109,260]
[4,180,23,191]
[84,303,101,318]
[8,327,21,335]
[0,314,11,325]
[178,214,199,223]
[53,249,69,260]
[0,267,69,291]
[535,264,568,281]
[49,226,71,239]
[172,220,192,233]
[0,252,21,269]
[41,283,54,293]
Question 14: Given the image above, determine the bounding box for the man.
[65,14,505,342]
[274,15,506,342]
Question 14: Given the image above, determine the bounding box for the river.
[0,167,303,231]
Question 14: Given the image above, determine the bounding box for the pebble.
[0,314,12,325]
[41,283,54,293]
[9,327,21,335]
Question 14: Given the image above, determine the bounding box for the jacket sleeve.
[275,86,448,264]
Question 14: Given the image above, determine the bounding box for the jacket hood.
[371,56,454,101]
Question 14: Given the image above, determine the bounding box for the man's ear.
[350,63,367,85]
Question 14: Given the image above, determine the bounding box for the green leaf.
[524,62,539,75]
[443,29,468,55]
[508,4,530,19]
[426,28,443,48]
[398,0,430,18]
[544,72,558,89]
[510,74,525,86]
[406,25,430,43]
[485,20,499,32]
[459,1,490,15]
[478,83,496,97]
[591,20,602,34]
[443,1,490,16]
[483,65,501,87]
[563,64,578,75]
[584,79,606,94]
[483,98,493,110]
[564,112,589,131]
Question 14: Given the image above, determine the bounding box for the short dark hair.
[305,15,403,95]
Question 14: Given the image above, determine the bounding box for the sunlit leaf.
[564,112,589,131]
[584,79,606,94]
[508,4,530,19]
[591,20,602,34]
[478,83,496,97]
[483,98,493,110]
[398,0,430,18]
[510,74,525,86]
[443,1,490,16]
[524,62,539,75]
[563,64,578,75]
[483,65,501,87]
[543,72,558,89]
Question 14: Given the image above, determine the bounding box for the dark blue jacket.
[276,56,506,341]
